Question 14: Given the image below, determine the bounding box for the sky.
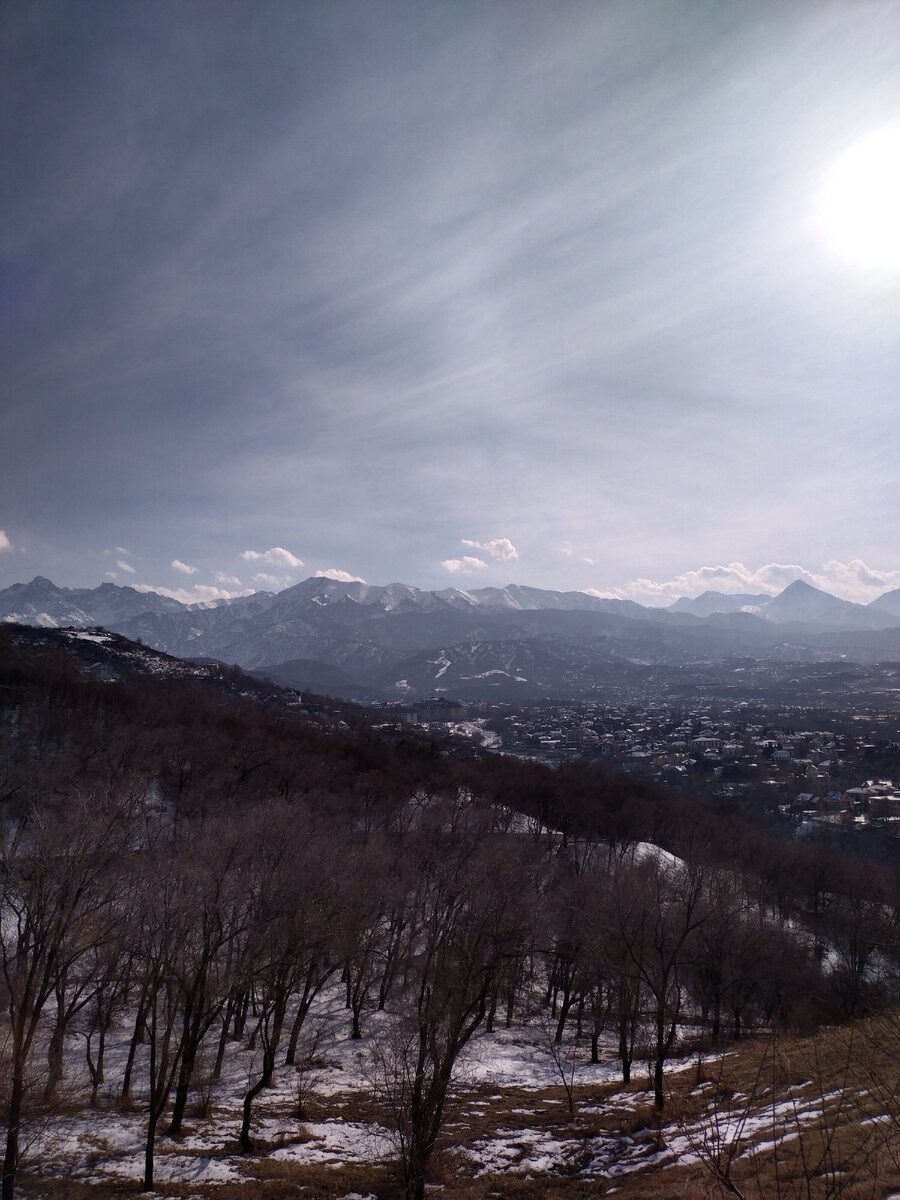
[2,0,900,608]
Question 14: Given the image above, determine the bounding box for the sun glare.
[819,125,900,272]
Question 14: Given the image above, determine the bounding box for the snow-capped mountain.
[0,576,189,628]
[2,574,900,699]
[753,579,889,627]
[669,580,893,630]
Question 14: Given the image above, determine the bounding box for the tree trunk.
[654,1053,665,1110]
[142,1108,160,1192]
[555,990,573,1044]
[85,1025,106,1104]
[239,1046,273,1152]
[505,981,517,1028]
[95,1026,106,1088]
[485,984,498,1034]
[168,1041,197,1136]
[285,962,334,1066]
[213,998,235,1080]
[284,999,307,1067]
[653,1002,676,1111]
[44,981,70,1105]
[2,1071,24,1200]
[618,1008,632,1084]
[122,986,149,1104]
[233,990,249,1039]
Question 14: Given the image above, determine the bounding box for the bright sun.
[819,125,900,272]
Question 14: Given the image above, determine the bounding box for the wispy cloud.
[442,556,488,574]
[171,559,198,575]
[561,542,595,566]
[0,531,10,553]
[4,5,900,595]
[461,537,518,561]
[241,547,304,569]
[116,559,136,574]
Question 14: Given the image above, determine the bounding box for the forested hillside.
[1,628,899,1200]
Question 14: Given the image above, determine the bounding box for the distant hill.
[870,586,900,619]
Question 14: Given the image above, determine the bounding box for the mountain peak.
[780,579,820,594]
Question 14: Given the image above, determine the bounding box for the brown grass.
[15,1014,900,1200]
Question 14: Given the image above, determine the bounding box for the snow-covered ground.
[12,984,886,1198]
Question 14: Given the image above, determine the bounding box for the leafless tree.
[613,856,707,1109]
[0,788,133,1200]
[237,804,341,1152]
[372,810,538,1200]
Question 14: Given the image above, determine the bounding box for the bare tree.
[237,805,341,1152]
[614,855,707,1109]
[373,811,538,1200]
[0,788,132,1200]
[133,847,198,1192]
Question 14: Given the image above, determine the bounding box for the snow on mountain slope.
[3,575,900,698]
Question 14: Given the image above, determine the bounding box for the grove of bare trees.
[2,630,900,1199]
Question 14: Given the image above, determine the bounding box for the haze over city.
[2,1,899,607]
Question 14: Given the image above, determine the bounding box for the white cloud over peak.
[116,559,136,574]
[462,537,518,561]
[811,559,900,599]
[625,562,812,604]
[134,582,254,605]
[442,556,488,574]
[315,568,366,583]
[241,547,304,569]
[251,572,293,589]
[171,559,198,575]
[0,530,11,552]
[610,560,900,606]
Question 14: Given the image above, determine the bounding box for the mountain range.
[2,574,900,700]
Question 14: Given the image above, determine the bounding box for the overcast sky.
[2,0,899,606]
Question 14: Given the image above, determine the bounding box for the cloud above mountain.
[461,538,518,561]
[442,556,488,575]
[315,568,366,583]
[607,559,900,606]
[134,582,254,605]
[241,547,305,569]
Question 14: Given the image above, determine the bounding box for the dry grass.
[244,1157,397,1198]
[658,1016,900,1200]
[14,1013,900,1200]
